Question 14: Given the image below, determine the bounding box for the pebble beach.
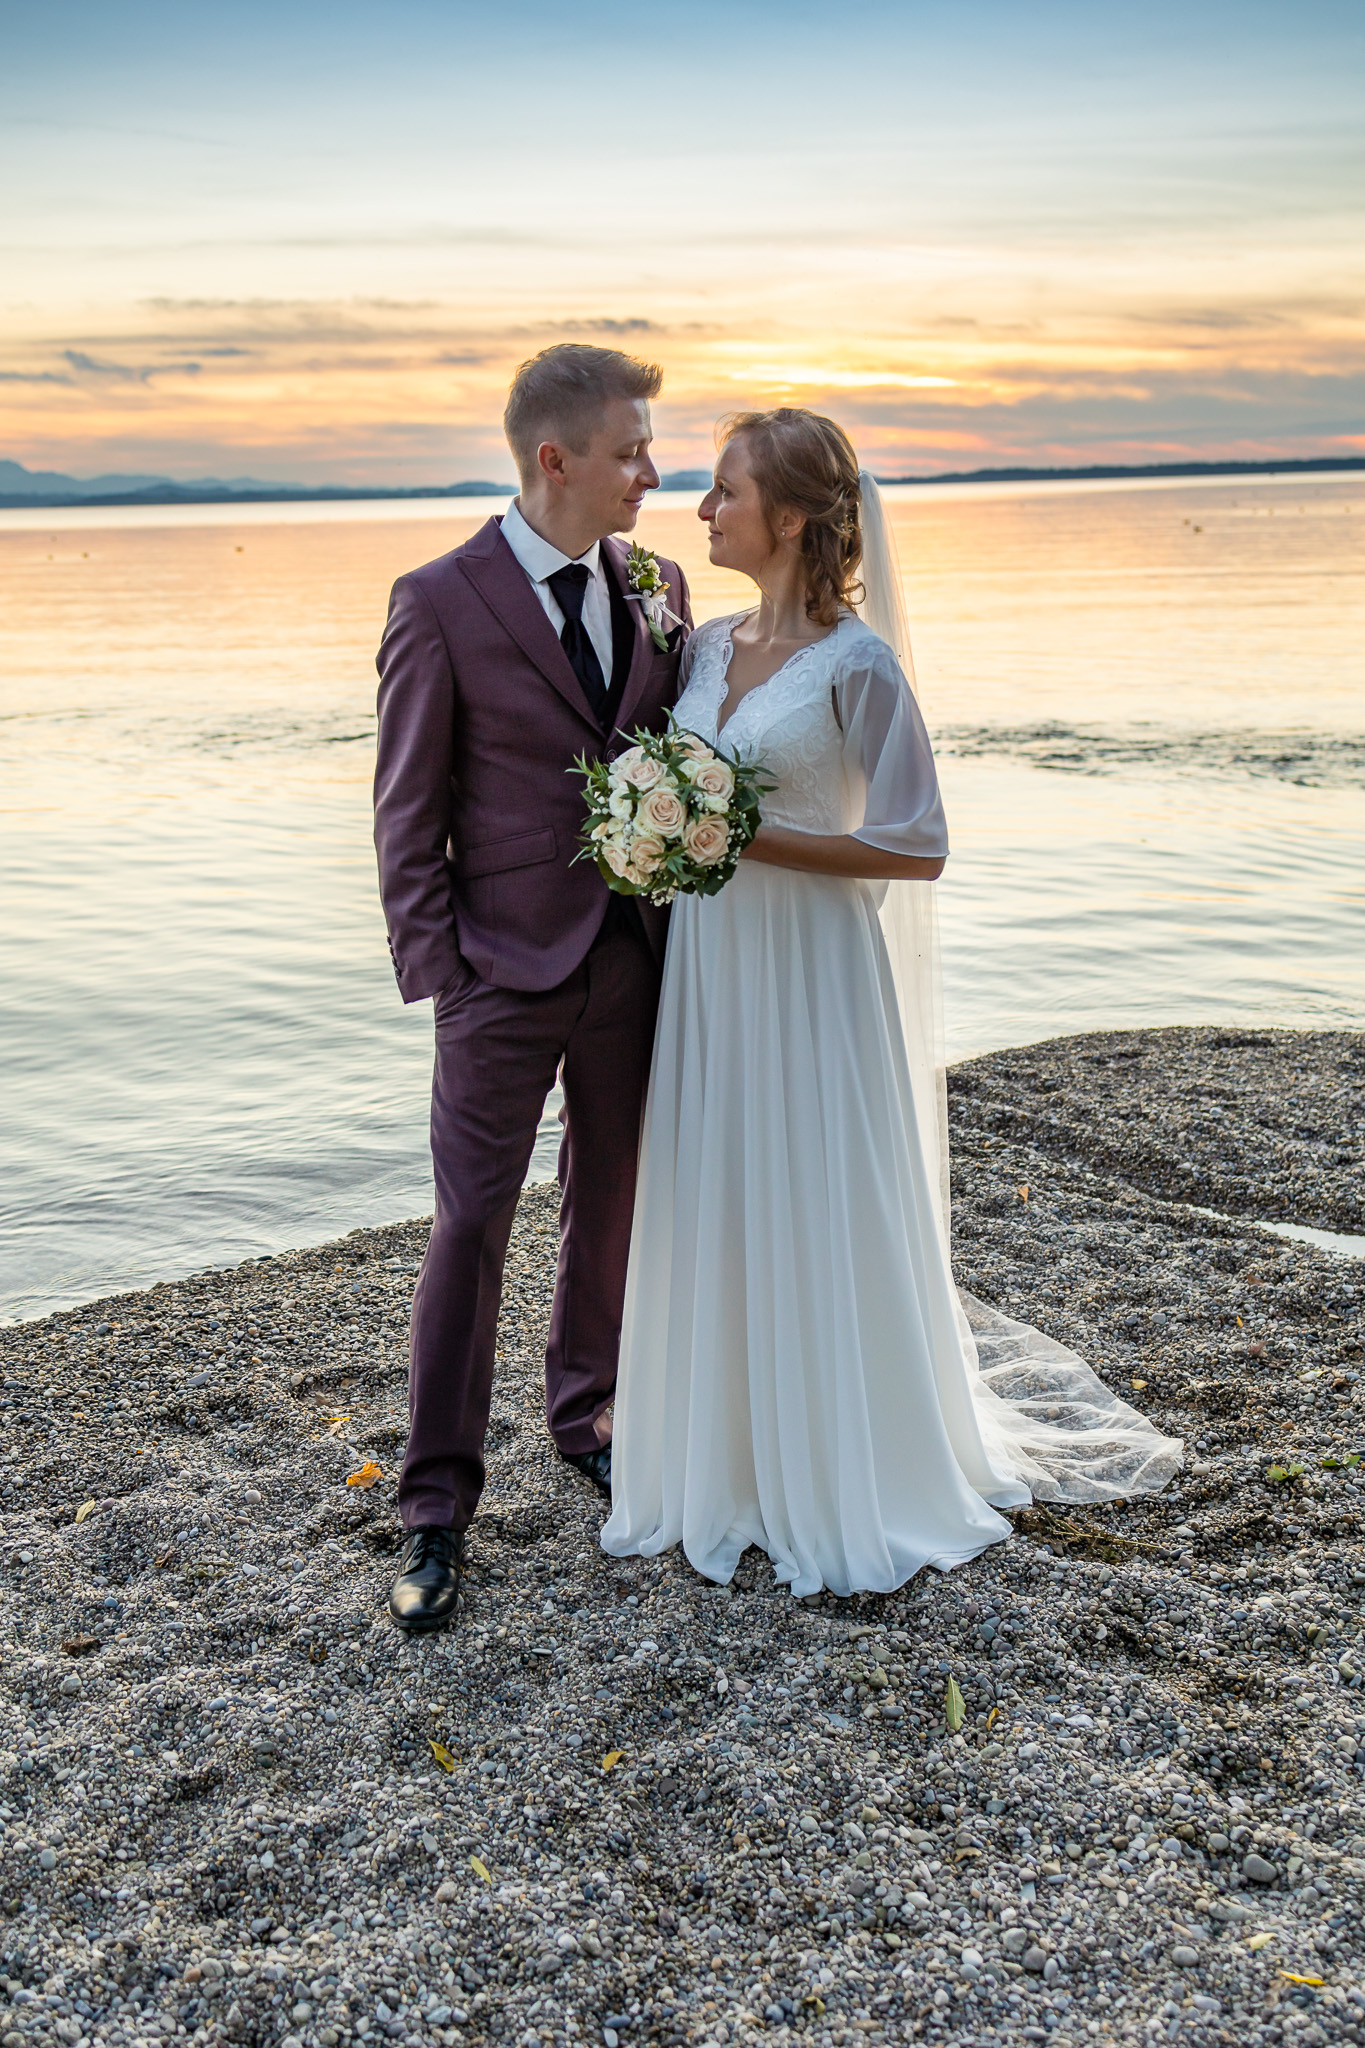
[3,1025,1364,2048]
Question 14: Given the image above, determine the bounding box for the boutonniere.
[624,541,684,652]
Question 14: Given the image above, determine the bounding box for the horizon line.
[3,453,1363,511]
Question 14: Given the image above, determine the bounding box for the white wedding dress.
[601,607,1181,1599]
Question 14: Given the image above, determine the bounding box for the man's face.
[555,398,660,536]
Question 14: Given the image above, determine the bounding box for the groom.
[373,343,691,1630]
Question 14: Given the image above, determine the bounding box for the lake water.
[2,475,1362,1321]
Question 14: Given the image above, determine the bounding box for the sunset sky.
[3,0,1362,484]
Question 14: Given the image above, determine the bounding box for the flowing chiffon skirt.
[601,862,1181,1599]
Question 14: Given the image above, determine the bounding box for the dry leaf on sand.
[346,1461,382,1489]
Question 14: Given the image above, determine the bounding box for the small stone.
[58,1672,81,1696]
[1243,1852,1277,1884]
[38,1847,57,1870]
[436,1880,459,1901]
[1023,1945,1046,1973]
[1172,1945,1199,1967]
[798,1812,820,1832]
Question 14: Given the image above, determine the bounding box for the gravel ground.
[2,1024,1363,2048]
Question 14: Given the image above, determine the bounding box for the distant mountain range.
[2,453,1361,510]
[0,458,519,508]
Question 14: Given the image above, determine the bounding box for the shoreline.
[4,456,1362,513]
[2,1025,1363,2046]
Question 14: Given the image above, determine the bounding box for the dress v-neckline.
[713,614,841,743]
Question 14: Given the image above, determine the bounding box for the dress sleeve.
[835,632,949,858]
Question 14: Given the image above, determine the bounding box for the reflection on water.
[1,476,1361,1320]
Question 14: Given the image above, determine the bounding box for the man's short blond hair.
[503,342,662,477]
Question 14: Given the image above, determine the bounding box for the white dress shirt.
[500,498,616,685]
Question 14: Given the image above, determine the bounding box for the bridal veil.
[854,471,1181,1503]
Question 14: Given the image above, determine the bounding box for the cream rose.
[675,731,714,761]
[602,841,632,878]
[620,752,666,791]
[683,814,731,866]
[630,833,666,876]
[691,758,735,801]
[637,786,687,838]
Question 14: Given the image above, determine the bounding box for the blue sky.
[2,0,1361,480]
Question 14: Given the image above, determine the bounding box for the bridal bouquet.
[573,717,769,906]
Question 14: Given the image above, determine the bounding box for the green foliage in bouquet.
[572,716,772,906]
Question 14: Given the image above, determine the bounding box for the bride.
[601,407,1180,1599]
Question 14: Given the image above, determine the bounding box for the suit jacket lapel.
[459,518,602,730]
[602,536,656,736]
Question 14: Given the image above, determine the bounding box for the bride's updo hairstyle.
[720,407,863,628]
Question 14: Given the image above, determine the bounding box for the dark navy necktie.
[546,562,609,723]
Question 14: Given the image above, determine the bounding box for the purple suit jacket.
[374,516,691,998]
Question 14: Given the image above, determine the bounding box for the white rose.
[602,841,632,878]
[608,789,633,819]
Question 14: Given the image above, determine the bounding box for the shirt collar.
[501,498,602,584]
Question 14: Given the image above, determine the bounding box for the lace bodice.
[673,612,949,854]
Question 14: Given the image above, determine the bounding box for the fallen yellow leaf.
[1017,1185,1029,1203]
[346,1460,382,1489]
[470,1855,491,1884]
[1279,1972,1324,1987]
[601,1750,624,1772]
[986,1706,1000,1730]
[429,1739,456,1772]
[323,1413,351,1424]
[1247,1932,1275,1951]
[1130,1378,1148,1391]
[944,1676,965,1733]
[74,1500,97,1525]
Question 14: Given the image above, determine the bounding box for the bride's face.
[699,437,797,580]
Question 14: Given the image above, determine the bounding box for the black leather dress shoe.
[559,1444,612,1500]
[388,1523,463,1631]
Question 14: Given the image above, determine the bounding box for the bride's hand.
[742,823,946,881]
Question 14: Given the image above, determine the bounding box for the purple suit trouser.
[397,905,661,1532]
